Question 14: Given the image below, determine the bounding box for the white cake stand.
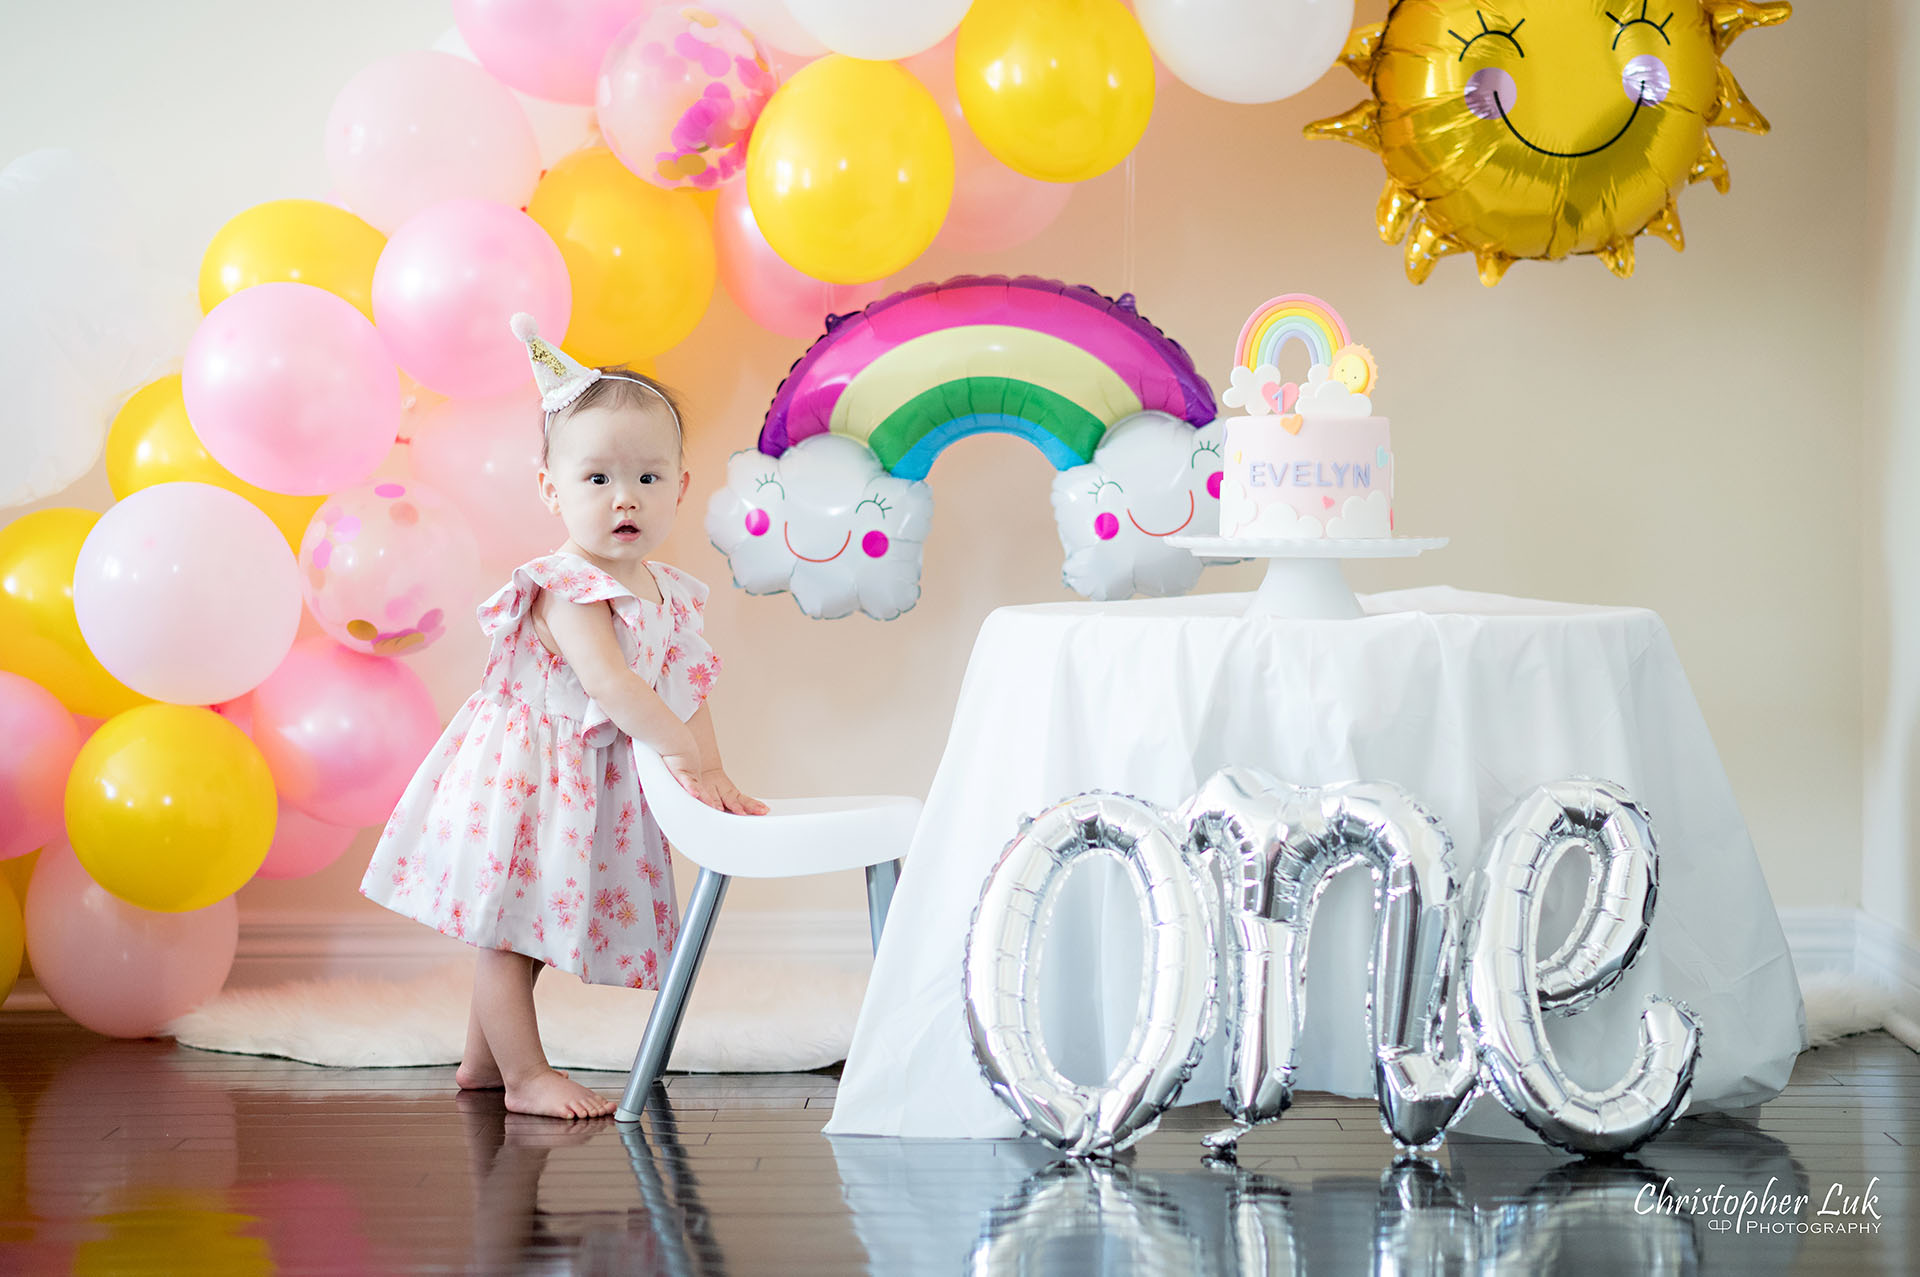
[1167,534,1448,619]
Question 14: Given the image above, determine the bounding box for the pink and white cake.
[1215,295,1394,541]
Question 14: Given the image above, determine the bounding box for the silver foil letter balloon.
[1465,780,1702,1155]
[963,792,1217,1157]
[1179,769,1477,1152]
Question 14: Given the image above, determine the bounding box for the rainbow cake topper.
[758,275,1215,481]
[1234,294,1353,375]
[1223,294,1378,417]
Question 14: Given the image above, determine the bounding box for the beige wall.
[1865,0,1920,951]
[1,2,1874,923]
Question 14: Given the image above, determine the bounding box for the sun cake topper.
[1305,1,1792,285]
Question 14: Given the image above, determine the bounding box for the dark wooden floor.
[0,1013,1910,1275]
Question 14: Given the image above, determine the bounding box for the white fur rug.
[1800,971,1899,1049]
[166,953,870,1074]
[162,962,1907,1076]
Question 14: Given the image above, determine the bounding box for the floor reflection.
[5,1015,1896,1275]
[830,1119,1809,1276]
[456,1090,726,1277]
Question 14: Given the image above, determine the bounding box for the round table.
[825,587,1806,1142]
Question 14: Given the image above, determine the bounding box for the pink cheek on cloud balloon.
[744,508,770,537]
[1207,471,1223,500]
[861,530,889,558]
[1093,512,1120,541]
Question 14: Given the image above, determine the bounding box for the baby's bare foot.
[456,1057,504,1090]
[504,1068,615,1119]
[459,1059,576,1091]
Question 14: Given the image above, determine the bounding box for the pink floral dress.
[360,553,721,987]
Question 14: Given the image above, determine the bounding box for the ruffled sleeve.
[477,554,638,637]
[649,563,721,719]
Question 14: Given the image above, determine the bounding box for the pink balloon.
[373,200,573,398]
[0,673,80,860]
[24,845,238,1039]
[213,696,362,880]
[72,483,303,705]
[250,638,442,828]
[454,0,652,105]
[325,50,542,233]
[184,282,401,495]
[715,179,889,339]
[597,6,775,190]
[299,480,481,657]
[256,804,360,880]
[904,40,1072,254]
[406,384,562,567]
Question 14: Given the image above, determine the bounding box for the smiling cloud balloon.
[1306,0,1791,284]
[1051,412,1232,601]
[707,435,932,620]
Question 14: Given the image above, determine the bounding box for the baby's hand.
[700,767,769,816]
[663,752,714,807]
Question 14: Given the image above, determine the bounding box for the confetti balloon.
[299,481,481,658]
[597,5,776,190]
[1306,0,1792,284]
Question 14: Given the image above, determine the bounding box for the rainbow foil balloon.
[706,275,1224,619]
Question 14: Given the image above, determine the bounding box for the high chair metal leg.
[617,867,730,1122]
[863,859,901,955]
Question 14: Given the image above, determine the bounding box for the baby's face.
[538,403,688,566]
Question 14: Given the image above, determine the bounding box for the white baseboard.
[1778,906,1920,1049]
[3,906,874,1012]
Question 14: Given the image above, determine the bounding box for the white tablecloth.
[825,587,1806,1141]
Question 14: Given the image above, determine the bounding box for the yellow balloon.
[73,1190,273,1277]
[1306,0,1792,284]
[0,509,148,719]
[745,56,953,286]
[528,148,716,365]
[65,705,275,913]
[955,0,1155,184]
[0,850,34,981]
[198,198,386,320]
[105,376,323,552]
[0,875,21,1007]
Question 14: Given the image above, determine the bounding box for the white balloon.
[1052,412,1229,601]
[1134,0,1355,105]
[783,0,970,61]
[0,151,195,509]
[73,483,302,705]
[706,436,933,620]
[710,0,826,56]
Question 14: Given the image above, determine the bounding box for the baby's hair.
[542,367,684,465]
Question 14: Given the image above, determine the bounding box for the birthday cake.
[1216,295,1393,541]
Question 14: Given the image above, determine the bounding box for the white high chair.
[613,744,922,1122]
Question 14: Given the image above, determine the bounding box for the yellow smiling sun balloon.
[1307,0,1790,285]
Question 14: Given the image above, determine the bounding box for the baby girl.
[362,315,765,1119]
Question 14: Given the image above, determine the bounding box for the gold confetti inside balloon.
[1306,0,1790,285]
